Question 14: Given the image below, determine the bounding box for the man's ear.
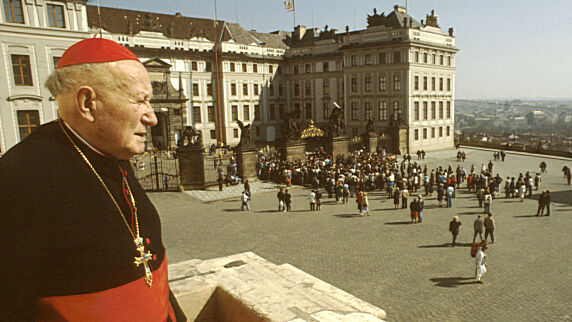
[75,86,97,122]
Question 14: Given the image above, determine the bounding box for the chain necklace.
[58,119,153,287]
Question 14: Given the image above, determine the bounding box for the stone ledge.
[169,252,386,321]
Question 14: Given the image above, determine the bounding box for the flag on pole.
[284,0,294,12]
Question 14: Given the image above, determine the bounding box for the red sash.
[36,260,175,321]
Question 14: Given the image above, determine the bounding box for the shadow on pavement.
[419,242,473,248]
[514,215,541,218]
[334,214,363,218]
[430,277,479,288]
[529,190,572,206]
[384,221,413,225]
[223,208,242,212]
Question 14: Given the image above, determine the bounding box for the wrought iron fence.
[131,149,179,191]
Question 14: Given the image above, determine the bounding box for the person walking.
[401,187,409,209]
[356,190,363,215]
[417,195,424,223]
[284,189,292,212]
[446,185,455,208]
[361,192,370,216]
[477,187,485,208]
[534,173,541,191]
[473,215,484,242]
[410,197,420,223]
[309,190,316,211]
[393,188,400,210]
[536,190,546,216]
[316,190,322,211]
[545,190,551,216]
[437,183,444,207]
[449,216,462,247]
[241,190,251,211]
[483,189,492,214]
[475,242,488,283]
[277,187,285,212]
[484,213,495,243]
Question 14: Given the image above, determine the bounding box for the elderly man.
[0,38,185,321]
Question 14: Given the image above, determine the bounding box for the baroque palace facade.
[0,0,457,155]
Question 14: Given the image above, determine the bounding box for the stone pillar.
[388,126,408,155]
[178,146,207,190]
[236,145,258,180]
[363,132,378,154]
[323,136,349,160]
[277,139,306,162]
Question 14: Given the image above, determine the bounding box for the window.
[233,129,239,138]
[393,51,401,63]
[447,126,450,136]
[352,128,359,138]
[269,83,274,96]
[379,75,387,91]
[304,81,311,96]
[423,77,427,90]
[351,102,359,120]
[365,54,372,65]
[447,101,451,118]
[392,101,401,121]
[440,55,444,65]
[207,105,214,122]
[323,80,329,95]
[279,104,285,120]
[305,103,312,119]
[414,76,419,90]
[323,102,329,119]
[323,62,329,72]
[279,84,284,96]
[210,130,216,139]
[269,65,273,73]
[423,128,427,139]
[230,62,235,72]
[253,64,258,73]
[431,127,435,138]
[431,77,435,91]
[447,78,451,91]
[294,83,300,96]
[242,63,247,72]
[254,104,260,121]
[432,54,436,64]
[431,102,436,120]
[269,104,276,120]
[379,52,386,64]
[414,129,419,140]
[17,110,39,141]
[207,83,213,96]
[415,51,419,62]
[439,101,444,119]
[253,84,259,96]
[243,105,250,121]
[365,102,373,120]
[256,126,261,136]
[448,56,451,66]
[52,56,60,71]
[351,55,358,66]
[293,65,299,74]
[11,55,33,86]
[439,126,443,137]
[4,0,24,23]
[423,53,428,63]
[243,83,248,95]
[393,74,401,91]
[191,61,198,71]
[193,106,201,123]
[192,83,199,96]
[378,101,387,121]
[231,83,237,96]
[423,102,428,120]
[231,105,238,121]
[365,75,372,92]
[414,102,419,121]
[439,78,443,91]
[47,4,65,28]
[351,77,358,92]
[305,64,311,73]
[205,62,212,72]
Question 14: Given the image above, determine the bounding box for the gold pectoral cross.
[134,237,153,288]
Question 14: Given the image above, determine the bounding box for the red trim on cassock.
[35,259,174,322]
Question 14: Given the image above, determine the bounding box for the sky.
[92,0,572,100]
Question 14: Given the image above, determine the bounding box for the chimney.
[394,5,407,13]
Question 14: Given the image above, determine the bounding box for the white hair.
[44,62,116,98]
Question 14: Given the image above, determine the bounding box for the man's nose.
[142,102,157,126]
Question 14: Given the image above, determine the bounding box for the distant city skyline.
[93,0,572,100]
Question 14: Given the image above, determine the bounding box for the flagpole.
[293,0,296,29]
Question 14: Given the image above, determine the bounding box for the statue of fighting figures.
[236,120,252,146]
[328,102,345,137]
[179,126,202,147]
[284,111,301,141]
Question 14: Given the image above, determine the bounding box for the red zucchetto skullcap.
[56,37,139,69]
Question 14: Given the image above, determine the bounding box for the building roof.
[225,23,288,49]
[86,5,229,42]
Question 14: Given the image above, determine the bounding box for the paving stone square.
[151,148,572,321]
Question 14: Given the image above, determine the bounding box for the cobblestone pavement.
[150,148,572,321]
[183,181,282,202]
